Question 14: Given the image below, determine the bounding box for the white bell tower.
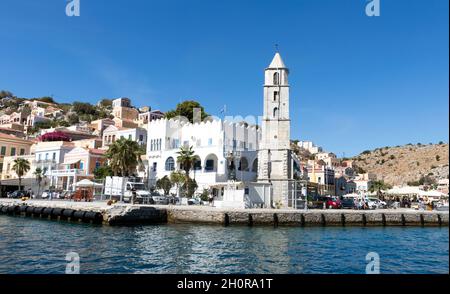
[258,52,294,207]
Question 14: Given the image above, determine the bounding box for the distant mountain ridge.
[352,143,449,186]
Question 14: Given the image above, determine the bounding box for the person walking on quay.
[131,188,137,204]
[208,194,214,207]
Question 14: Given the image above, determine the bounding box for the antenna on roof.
[274,43,279,52]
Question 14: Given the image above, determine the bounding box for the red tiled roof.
[89,148,106,155]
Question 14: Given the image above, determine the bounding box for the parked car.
[309,196,329,209]
[152,195,169,205]
[326,196,342,209]
[41,190,51,199]
[341,198,356,209]
[367,198,387,209]
[8,191,28,199]
[187,198,200,205]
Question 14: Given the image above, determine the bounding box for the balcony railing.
[49,169,87,176]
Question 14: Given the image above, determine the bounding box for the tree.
[177,145,196,179]
[170,171,185,198]
[67,113,80,125]
[73,102,97,115]
[182,178,198,198]
[39,131,71,142]
[99,99,113,108]
[165,100,210,123]
[12,158,31,191]
[199,188,210,202]
[177,146,196,199]
[37,96,57,104]
[0,90,14,99]
[106,138,144,177]
[94,165,113,179]
[156,176,173,195]
[369,180,392,195]
[34,168,45,198]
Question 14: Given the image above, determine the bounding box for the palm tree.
[177,145,196,178]
[176,145,197,198]
[12,158,30,191]
[105,138,144,177]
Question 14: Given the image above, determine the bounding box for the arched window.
[273,107,279,118]
[273,72,280,85]
[238,157,249,171]
[165,157,175,171]
[252,159,258,172]
[193,156,202,170]
[205,154,218,172]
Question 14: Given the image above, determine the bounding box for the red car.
[326,197,342,209]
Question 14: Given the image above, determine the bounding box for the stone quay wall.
[0,199,448,227]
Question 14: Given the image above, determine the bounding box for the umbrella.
[386,186,422,195]
[74,179,103,188]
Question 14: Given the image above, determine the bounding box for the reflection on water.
[0,216,448,274]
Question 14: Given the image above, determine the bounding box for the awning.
[63,159,81,165]
[75,179,103,188]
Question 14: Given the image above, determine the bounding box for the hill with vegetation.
[352,142,449,186]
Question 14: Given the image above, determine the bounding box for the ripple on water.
[0,216,448,274]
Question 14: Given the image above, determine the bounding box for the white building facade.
[146,118,261,194]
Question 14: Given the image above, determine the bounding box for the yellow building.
[0,133,34,173]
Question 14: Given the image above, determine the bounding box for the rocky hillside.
[352,143,449,186]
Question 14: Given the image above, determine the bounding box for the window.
[139,135,144,142]
[172,139,180,149]
[183,141,189,147]
[274,91,279,101]
[165,157,175,171]
[38,154,41,161]
[128,134,132,140]
[45,153,48,160]
[11,148,16,156]
[194,159,202,170]
[19,148,25,156]
[152,162,157,172]
[79,161,84,170]
[1,146,6,156]
[205,160,215,171]
[208,138,213,146]
[95,161,101,169]
[273,72,280,85]
[273,107,279,118]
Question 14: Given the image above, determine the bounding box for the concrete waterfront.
[0,199,448,227]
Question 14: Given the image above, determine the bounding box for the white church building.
[146,118,262,200]
[146,52,304,209]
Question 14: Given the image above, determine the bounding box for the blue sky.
[0,0,448,156]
